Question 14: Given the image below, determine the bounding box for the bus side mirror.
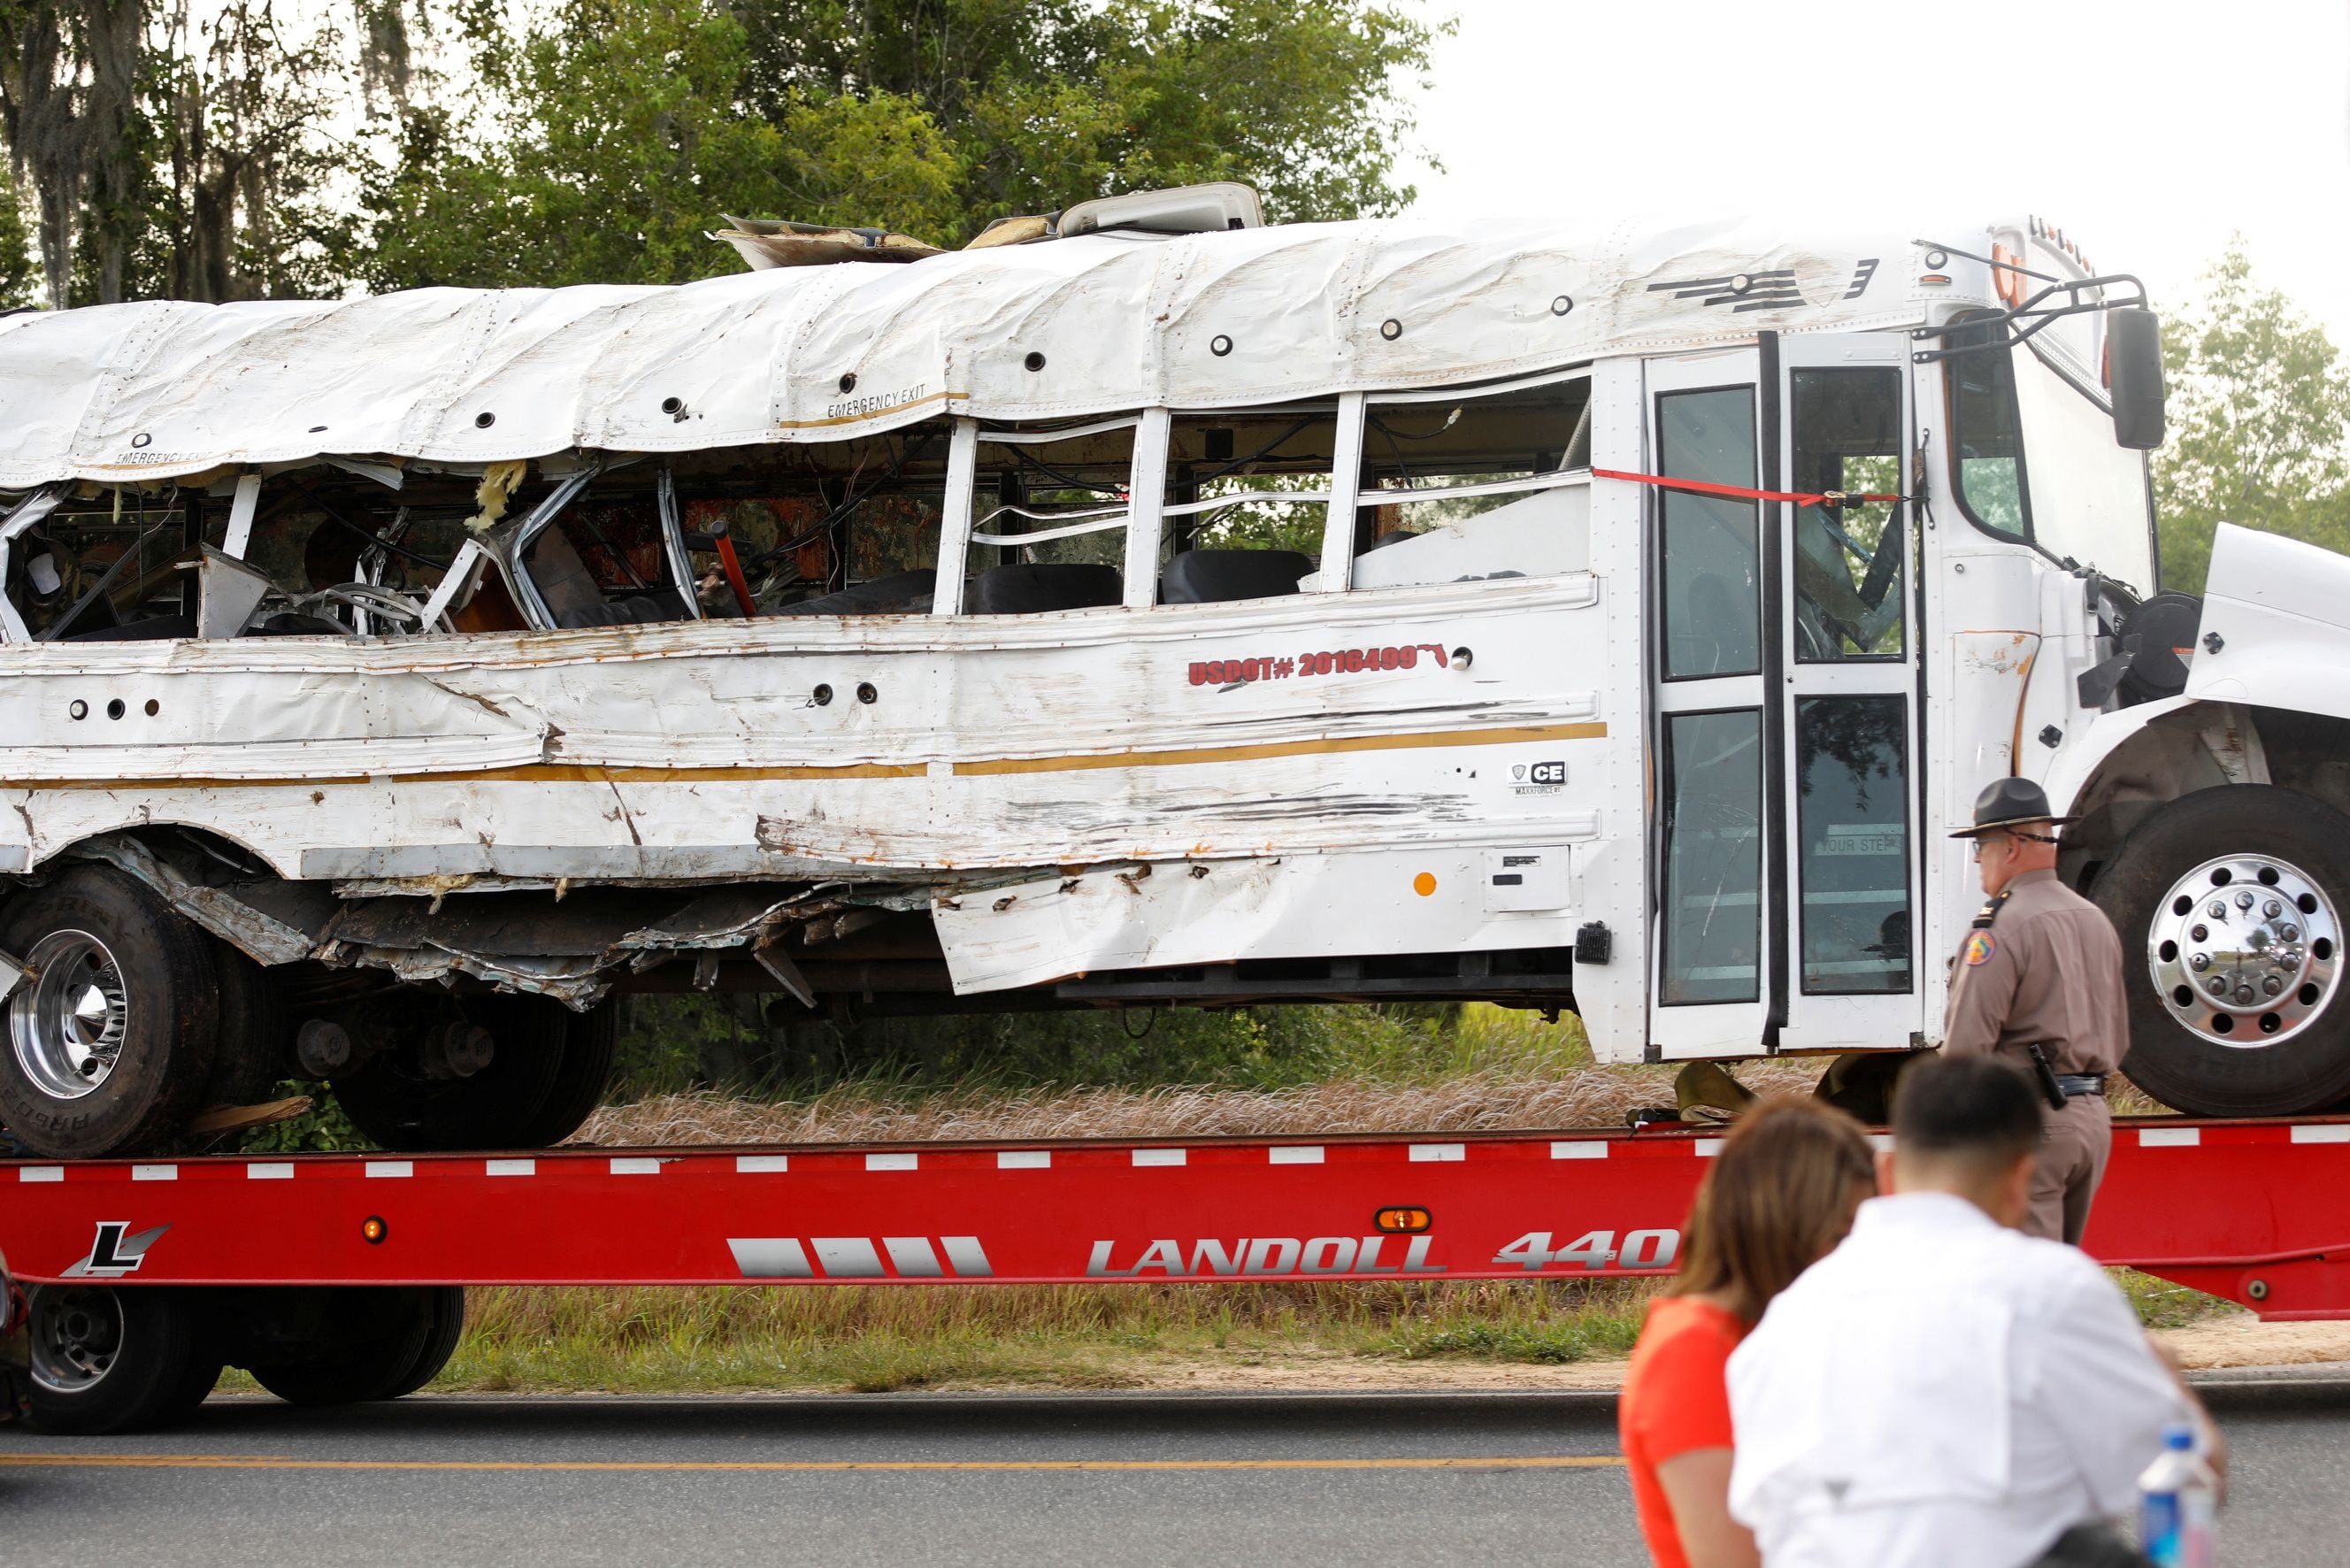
[2108,306,2167,450]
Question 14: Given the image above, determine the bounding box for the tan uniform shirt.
[1943,868,2131,1075]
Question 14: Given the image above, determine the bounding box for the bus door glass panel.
[1657,388,1761,680]
[1795,695,1911,995]
[1646,351,1769,1056]
[1790,368,1904,661]
[1662,709,1764,1003]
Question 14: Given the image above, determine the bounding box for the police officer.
[1944,778,2131,1244]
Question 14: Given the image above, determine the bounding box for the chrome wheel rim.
[2148,854,2341,1048]
[29,1287,122,1394]
[8,930,129,1099]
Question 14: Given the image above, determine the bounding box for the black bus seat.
[968,563,1122,614]
[1158,549,1314,604]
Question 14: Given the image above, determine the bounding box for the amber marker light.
[1412,872,1438,896]
[361,1216,389,1245]
[1374,1206,1432,1234]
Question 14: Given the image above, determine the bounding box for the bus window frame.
[0,487,64,643]
[1941,313,2038,548]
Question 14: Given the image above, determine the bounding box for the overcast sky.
[1404,0,2350,346]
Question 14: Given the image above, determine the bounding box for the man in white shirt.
[1725,1054,2225,1568]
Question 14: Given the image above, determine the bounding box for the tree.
[2154,237,2350,593]
[2,0,364,305]
[363,0,960,289]
[0,162,35,304]
[739,0,1440,231]
[134,0,357,302]
[0,0,145,307]
[362,0,1441,292]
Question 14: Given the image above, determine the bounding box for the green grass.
[605,995,1599,1102]
[210,1268,2231,1398]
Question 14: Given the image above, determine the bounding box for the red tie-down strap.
[1592,468,1908,508]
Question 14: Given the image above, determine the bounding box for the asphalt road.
[0,1381,2343,1567]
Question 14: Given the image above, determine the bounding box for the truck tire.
[158,1350,226,1420]
[0,865,219,1158]
[247,1286,461,1405]
[2092,785,2350,1117]
[380,1286,466,1400]
[331,993,566,1151]
[26,1285,207,1435]
[514,1000,618,1148]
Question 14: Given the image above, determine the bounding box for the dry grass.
[572,1065,1828,1149]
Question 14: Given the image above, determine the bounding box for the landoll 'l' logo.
[63,1221,170,1279]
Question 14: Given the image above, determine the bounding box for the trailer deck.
[7,1115,2346,1318]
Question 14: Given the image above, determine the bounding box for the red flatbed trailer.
[7,1114,2347,1312]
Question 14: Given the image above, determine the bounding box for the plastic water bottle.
[2139,1421,2217,1567]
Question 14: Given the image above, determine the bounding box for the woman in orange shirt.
[1619,1097,1877,1568]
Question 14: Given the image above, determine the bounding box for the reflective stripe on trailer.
[3,1118,2348,1319]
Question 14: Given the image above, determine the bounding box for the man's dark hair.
[1893,1054,2043,1167]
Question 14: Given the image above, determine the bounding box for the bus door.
[1646,349,1771,1058]
[1774,334,1922,1053]
[1643,337,1923,1061]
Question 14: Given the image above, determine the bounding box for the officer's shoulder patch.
[1962,931,1998,966]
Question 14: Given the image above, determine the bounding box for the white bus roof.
[0,214,2002,489]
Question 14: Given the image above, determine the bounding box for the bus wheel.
[331,993,568,1151]
[27,1285,207,1435]
[2093,785,2350,1117]
[0,866,219,1158]
[247,1287,465,1406]
[515,999,618,1149]
[204,940,294,1111]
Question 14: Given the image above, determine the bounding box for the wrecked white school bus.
[2,188,2345,1158]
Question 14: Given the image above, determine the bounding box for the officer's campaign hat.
[1947,777,2079,839]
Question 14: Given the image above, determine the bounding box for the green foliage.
[2154,237,2350,592]
[362,0,1440,289]
[234,1091,369,1154]
[738,0,1438,231]
[4,0,1438,301]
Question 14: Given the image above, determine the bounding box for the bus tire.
[514,1000,618,1149]
[0,865,219,1159]
[2092,785,2350,1118]
[331,993,567,1152]
[26,1285,206,1436]
[205,941,293,1111]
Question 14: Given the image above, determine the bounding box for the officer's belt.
[2053,1073,2106,1098]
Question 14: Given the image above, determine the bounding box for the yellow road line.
[0,1452,1624,1475]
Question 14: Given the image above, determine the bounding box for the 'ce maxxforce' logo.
[62,1221,170,1279]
